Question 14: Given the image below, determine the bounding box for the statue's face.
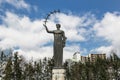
[56,26,60,29]
[56,24,61,29]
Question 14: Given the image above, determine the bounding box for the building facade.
[88,53,106,62]
[79,53,106,63]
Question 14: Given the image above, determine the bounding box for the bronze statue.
[43,24,67,68]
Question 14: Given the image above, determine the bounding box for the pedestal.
[52,68,66,80]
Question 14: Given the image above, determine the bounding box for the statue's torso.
[53,30,63,45]
[53,30,63,34]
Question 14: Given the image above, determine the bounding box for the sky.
[0,0,120,61]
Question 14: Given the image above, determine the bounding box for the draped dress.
[46,29,66,68]
[53,30,64,68]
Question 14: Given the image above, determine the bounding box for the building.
[71,52,106,63]
[80,56,89,63]
[79,53,106,63]
[88,53,106,62]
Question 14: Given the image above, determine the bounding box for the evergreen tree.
[95,58,109,80]
[47,58,54,79]
[84,61,93,80]
[33,60,45,80]
[13,52,22,80]
[64,61,71,80]
[70,62,82,80]
[4,57,13,80]
[111,53,120,79]
[0,51,8,79]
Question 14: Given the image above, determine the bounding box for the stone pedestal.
[52,68,66,80]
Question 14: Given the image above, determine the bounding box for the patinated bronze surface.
[43,24,67,68]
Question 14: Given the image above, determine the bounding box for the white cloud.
[2,11,120,60]
[0,12,51,50]
[0,0,30,9]
[14,45,80,61]
[0,12,96,61]
[90,46,114,57]
[94,12,120,56]
[7,0,30,9]
[13,47,53,61]
[48,13,96,42]
[64,45,80,59]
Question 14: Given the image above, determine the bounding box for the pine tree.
[64,61,70,80]
[70,62,81,80]
[0,51,8,79]
[25,61,35,80]
[111,53,120,79]
[84,61,93,80]
[47,58,54,79]
[37,60,43,79]
[13,52,22,80]
[95,58,109,80]
[4,57,13,80]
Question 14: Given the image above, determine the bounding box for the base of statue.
[52,68,66,80]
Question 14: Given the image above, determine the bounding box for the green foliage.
[4,57,13,80]
[1,50,120,80]
[65,53,120,80]
[13,52,22,80]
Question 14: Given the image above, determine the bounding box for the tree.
[33,60,43,80]
[64,61,71,80]
[95,58,109,80]
[47,58,54,79]
[4,57,13,80]
[70,62,82,80]
[13,52,22,80]
[110,53,120,79]
[24,61,35,80]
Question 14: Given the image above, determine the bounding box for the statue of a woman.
[43,24,67,68]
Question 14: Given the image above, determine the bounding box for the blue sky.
[0,0,120,60]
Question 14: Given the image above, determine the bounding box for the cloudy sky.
[0,0,120,60]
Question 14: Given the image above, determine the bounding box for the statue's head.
[56,24,61,29]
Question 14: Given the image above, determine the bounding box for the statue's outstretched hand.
[43,24,53,33]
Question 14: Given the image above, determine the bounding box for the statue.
[43,24,67,68]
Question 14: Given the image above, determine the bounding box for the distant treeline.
[64,53,120,80]
[0,50,120,80]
